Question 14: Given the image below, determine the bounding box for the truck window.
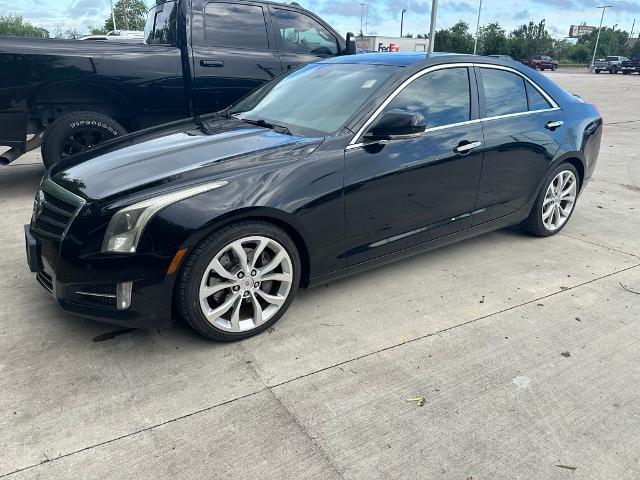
[272,8,338,55]
[204,3,269,49]
[145,1,177,45]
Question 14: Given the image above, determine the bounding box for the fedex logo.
[378,43,400,52]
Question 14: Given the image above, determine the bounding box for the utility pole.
[400,8,406,37]
[591,5,612,71]
[427,0,438,54]
[360,3,364,36]
[629,19,635,39]
[109,0,117,30]
[473,0,483,54]
[122,0,129,30]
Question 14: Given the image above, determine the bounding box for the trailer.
[355,36,428,53]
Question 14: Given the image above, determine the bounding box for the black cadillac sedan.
[25,53,602,341]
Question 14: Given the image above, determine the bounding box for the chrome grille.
[31,179,85,241]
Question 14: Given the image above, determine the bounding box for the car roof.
[323,52,469,67]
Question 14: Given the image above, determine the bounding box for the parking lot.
[1,70,639,479]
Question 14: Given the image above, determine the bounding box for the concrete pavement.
[1,72,639,479]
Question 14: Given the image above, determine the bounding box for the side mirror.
[363,110,426,141]
[345,32,357,55]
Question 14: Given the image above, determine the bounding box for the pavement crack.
[2,263,639,478]
[265,388,348,480]
[559,232,640,259]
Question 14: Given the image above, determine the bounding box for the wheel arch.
[182,207,313,289]
[29,80,139,131]
[553,154,585,192]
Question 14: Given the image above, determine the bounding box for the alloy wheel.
[542,170,577,231]
[198,236,293,333]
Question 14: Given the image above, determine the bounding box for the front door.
[191,1,283,115]
[473,66,566,224]
[344,66,484,265]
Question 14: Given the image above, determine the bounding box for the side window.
[382,68,471,129]
[272,8,338,55]
[526,82,552,111]
[204,2,269,49]
[481,68,527,117]
[146,1,178,45]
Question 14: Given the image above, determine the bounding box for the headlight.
[102,180,228,253]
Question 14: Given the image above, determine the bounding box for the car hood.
[50,115,323,202]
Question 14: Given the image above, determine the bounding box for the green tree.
[0,14,49,37]
[89,26,108,35]
[629,41,640,58]
[434,21,474,53]
[577,27,629,57]
[477,22,507,55]
[53,26,81,39]
[507,20,553,59]
[104,0,149,31]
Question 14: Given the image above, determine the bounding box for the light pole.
[109,0,117,30]
[427,0,438,53]
[400,8,407,37]
[608,23,617,54]
[473,0,483,54]
[591,5,612,70]
[360,3,364,35]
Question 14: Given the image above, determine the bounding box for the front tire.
[535,64,541,71]
[175,221,301,341]
[595,69,601,74]
[41,111,127,168]
[551,64,558,71]
[520,163,580,237]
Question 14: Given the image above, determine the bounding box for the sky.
[2,0,640,38]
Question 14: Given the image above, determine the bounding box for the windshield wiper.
[239,118,292,135]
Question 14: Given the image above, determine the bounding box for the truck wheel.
[595,69,600,74]
[610,66,617,74]
[41,111,127,168]
[551,64,558,71]
[535,64,541,71]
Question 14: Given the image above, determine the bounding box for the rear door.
[191,1,283,114]
[473,66,566,224]
[268,6,341,72]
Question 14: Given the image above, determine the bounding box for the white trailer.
[355,36,428,53]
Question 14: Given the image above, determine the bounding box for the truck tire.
[41,111,127,168]
[609,66,617,74]
[551,64,558,71]
[535,64,541,71]
[595,69,600,74]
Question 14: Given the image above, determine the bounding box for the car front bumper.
[25,224,177,329]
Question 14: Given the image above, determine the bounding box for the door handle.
[545,120,564,130]
[454,141,482,154]
[200,60,224,68]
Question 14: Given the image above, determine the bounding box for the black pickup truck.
[621,57,640,75]
[0,0,355,167]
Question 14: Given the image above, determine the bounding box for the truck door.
[191,1,283,114]
[268,6,341,71]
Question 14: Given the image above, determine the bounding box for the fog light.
[117,281,133,310]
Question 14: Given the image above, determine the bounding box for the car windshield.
[229,63,398,137]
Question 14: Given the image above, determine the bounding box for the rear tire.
[175,221,301,341]
[520,163,580,237]
[41,111,126,168]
